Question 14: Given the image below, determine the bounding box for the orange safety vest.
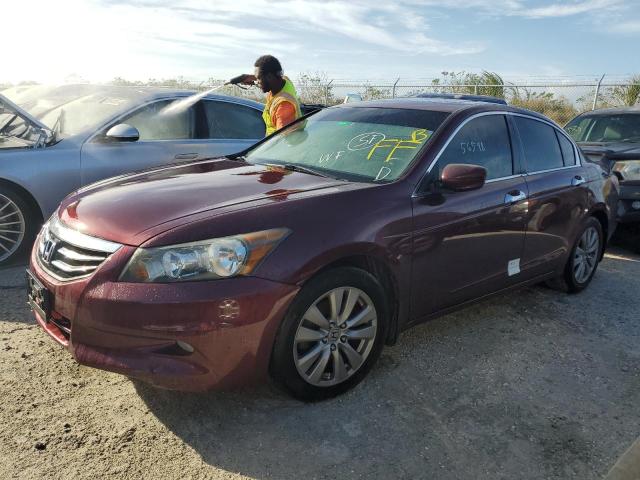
[263,77,302,136]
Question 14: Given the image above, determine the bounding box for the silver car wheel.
[0,193,25,262]
[293,287,378,387]
[573,226,599,284]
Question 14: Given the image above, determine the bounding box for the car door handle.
[571,175,586,186]
[504,190,527,204]
[175,153,199,160]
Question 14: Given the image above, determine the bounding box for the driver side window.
[436,115,514,181]
[120,100,195,141]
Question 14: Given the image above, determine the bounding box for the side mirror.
[441,163,487,191]
[105,123,140,142]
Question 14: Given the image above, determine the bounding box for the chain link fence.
[208,77,639,126]
[7,75,631,127]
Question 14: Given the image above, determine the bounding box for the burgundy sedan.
[28,99,618,400]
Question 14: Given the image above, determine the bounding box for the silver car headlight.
[613,160,640,181]
[119,228,290,283]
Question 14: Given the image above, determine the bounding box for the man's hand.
[227,74,257,85]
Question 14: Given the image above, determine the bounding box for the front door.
[411,113,529,319]
[80,99,205,185]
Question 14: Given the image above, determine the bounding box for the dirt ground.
[0,232,638,479]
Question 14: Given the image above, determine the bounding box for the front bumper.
[617,183,640,223]
[30,245,299,391]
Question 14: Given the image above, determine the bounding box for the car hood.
[578,141,640,157]
[58,158,349,245]
[0,92,53,144]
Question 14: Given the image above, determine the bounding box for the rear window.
[556,131,576,166]
[514,117,564,172]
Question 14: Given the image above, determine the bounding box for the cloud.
[4,0,636,84]
[513,0,623,19]
[610,21,640,34]
[402,0,625,19]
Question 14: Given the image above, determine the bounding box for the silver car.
[0,84,265,265]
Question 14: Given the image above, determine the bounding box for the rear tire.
[563,217,603,294]
[270,267,388,401]
[0,186,37,268]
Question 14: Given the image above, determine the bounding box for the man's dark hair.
[254,55,283,76]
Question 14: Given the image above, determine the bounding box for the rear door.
[512,115,588,278]
[411,113,529,318]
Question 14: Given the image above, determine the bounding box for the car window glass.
[436,115,513,180]
[204,101,264,139]
[556,131,576,166]
[515,117,563,172]
[121,100,195,140]
[564,117,592,142]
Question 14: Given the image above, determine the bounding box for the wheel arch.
[301,252,402,346]
[588,206,609,260]
[0,178,44,224]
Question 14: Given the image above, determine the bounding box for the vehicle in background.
[343,94,363,103]
[28,98,618,400]
[0,85,265,265]
[565,108,640,223]
[300,103,326,115]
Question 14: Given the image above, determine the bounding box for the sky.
[4,0,640,84]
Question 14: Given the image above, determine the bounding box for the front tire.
[270,267,388,401]
[0,187,35,267]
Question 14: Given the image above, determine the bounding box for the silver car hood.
[0,93,53,148]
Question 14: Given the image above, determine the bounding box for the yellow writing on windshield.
[366,129,431,162]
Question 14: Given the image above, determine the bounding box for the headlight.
[119,228,290,283]
[613,160,640,181]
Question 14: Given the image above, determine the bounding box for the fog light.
[632,201,640,210]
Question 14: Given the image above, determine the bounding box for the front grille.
[37,217,122,281]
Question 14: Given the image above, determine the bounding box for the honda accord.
[28,98,618,400]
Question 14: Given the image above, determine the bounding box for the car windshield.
[565,113,640,143]
[1,85,146,137]
[244,107,449,182]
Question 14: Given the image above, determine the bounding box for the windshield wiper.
[279,163,333,178]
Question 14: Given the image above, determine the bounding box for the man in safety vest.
[231,55,302,136]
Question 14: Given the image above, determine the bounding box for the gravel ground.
[0,240,638,479]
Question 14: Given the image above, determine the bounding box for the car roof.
[1,83,264,111]
[414,93,507,105]
[336,97,552,122]
[573,106,640,117]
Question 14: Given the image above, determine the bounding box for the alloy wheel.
[573,226,599,284]
[293,287,378,387]
[0,193,25,262]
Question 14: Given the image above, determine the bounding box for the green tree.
[362,84,391,100]
[510,88,578,125]
[430,71,506,98]
[607,74,640,107]
[297,72,334,104]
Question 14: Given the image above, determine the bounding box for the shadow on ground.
[135,250,640,480]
